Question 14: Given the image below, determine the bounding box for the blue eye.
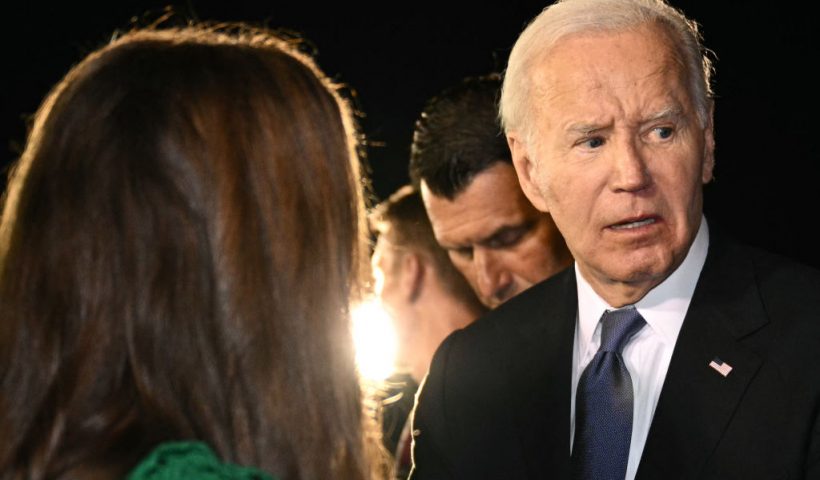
[655,127,673,139]
[584,137,605,148]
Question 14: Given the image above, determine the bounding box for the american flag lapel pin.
[709,357,733,377]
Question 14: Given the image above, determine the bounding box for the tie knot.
[599,306,645,353]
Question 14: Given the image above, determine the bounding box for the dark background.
[3,1,818,268]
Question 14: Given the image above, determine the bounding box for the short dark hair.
[409,74,511,200]
[370,185,481,308]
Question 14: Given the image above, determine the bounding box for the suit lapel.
[500,267,578,478]
[637,236,768,478]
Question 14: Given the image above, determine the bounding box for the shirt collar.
[576,216,710,350]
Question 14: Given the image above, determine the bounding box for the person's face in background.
[371,233,417,368]
[510,24,715,306]
[372,234,403,316]
[421,162,571,309]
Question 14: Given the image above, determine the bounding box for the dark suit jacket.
[410,233,820,479]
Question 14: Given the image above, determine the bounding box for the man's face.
[371,233,416,363]
[510,24,715,305]
[421,163,571,309]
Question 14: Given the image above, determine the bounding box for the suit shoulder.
[423,266,575,396]
[742,243,820,307]
[721,241,820,347]
[711,235,820,303]
[458,265,576,341]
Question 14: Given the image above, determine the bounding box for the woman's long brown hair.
[0,25,381,480]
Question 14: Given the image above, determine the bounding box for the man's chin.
[482,299,502,309]
[582,254,670,289]
[606,264,673,296]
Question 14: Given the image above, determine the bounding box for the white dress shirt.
[570,216,709,480]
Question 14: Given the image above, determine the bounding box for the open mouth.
[610,217,656,230]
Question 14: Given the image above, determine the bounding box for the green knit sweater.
[127,442,274,480]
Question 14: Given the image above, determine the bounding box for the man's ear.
[701,101,716,184]
[399,252,425,303]
[507,132,549,212]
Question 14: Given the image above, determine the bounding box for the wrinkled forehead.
[527,24,693,121]
[532,19,686,73]
[568,23,680,69]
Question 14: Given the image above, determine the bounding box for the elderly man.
[410,74,572,309]
[410,1,820,479]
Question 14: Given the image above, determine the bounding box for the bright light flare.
[351,299,397,382]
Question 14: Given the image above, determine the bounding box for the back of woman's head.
[0,25,377,480]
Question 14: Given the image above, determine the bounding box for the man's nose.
[610,137,652,193]
[474,248,514,305]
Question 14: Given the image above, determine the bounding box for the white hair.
[500,0,714,139]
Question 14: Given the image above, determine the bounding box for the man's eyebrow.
[566,122,609,136]
[564,106,685,136]
[644,106,684,123]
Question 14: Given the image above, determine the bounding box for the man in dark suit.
[410,0,820,479]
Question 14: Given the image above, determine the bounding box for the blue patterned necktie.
[571,306,646,480]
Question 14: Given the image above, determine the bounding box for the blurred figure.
[369,185,485,478]
[409,74,572,309]
[0,25,385,480]
[371,185,486,384]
